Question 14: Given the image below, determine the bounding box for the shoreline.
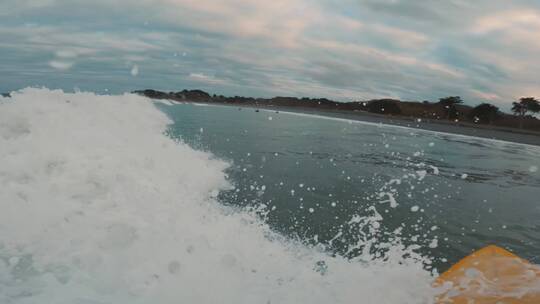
[184,101,540,147]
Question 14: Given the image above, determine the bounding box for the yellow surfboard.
[435,245,540,303]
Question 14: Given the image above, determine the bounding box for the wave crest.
[0,88,435,303]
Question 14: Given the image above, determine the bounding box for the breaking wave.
[0,88,436,303]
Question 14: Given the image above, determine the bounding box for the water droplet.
[168,261,181,274]
[131,65,139,76]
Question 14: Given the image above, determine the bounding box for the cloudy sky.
[1,0,540,111]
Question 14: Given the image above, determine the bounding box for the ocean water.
[0,89,538,303]
[160,102,540,270]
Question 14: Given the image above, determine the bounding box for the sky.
[1,0,540,111]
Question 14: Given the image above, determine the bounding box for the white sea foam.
[0,88,436,303]
[191,102,210,107]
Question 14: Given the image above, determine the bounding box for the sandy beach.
[196,102,540,147]
[284,107,540,146]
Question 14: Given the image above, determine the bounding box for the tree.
[366,99,401,115]
[438,96,463,119]
[512,97,540,128]
[469,103,500,124]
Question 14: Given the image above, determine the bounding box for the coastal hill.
[134,89,540,132]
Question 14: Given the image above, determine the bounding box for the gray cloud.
[1,0,540,112]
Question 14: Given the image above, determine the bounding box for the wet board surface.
[435,245,540,303]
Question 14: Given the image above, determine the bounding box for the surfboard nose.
[435,245,540,303]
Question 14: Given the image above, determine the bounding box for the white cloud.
[141,0,352,48]
[49,60,74,70]
[370,24,429,49]
[187,73,228,85]
[0,24,164,54]
[470,90,500,101]
[55,49,78,58]
[471,9,540,34]
[306,39,463,79]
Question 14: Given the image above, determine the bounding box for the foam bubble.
[0,88,436,303]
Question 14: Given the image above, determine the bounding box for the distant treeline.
[134,89,540,131]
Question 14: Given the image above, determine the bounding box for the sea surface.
[1,89,539,303]
[161,102,540,271]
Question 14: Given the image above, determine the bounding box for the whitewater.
[0,88,436,303]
